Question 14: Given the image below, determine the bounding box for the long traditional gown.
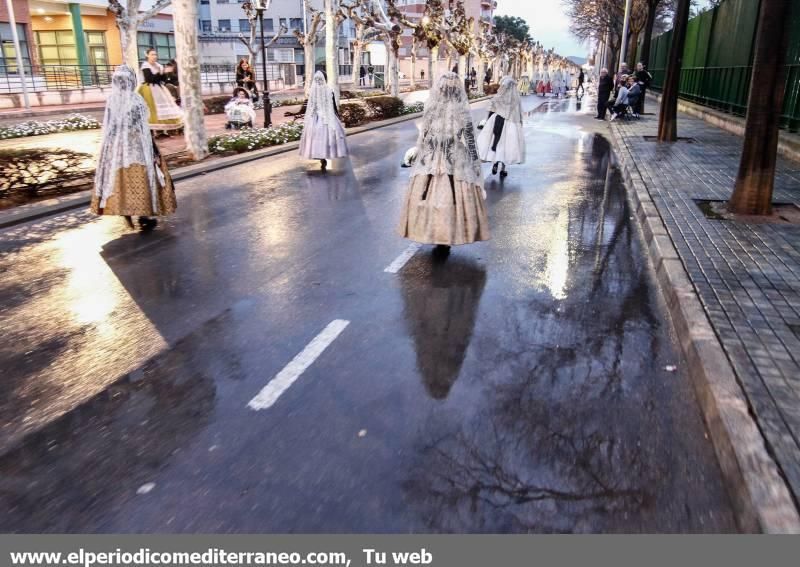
[91,65,176,219]
[398,72,490,246]
[138,60,183,132]
[298,71,348,160]
[477,76,526,166]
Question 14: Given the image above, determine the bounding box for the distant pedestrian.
[470,67,477,88]
[359,65,366,87]
[577,68,585,97]
[398,72,489,256]
[298,71,348,171]
[478,76,525,179]
[420,69,425,82]
[92,65,176,231]
[367,64,375,86]
[634,62,652,113]
[595,67,613,120]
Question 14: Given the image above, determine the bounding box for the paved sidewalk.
[610,104,800,509]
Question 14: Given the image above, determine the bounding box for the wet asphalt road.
[0,96,737,532]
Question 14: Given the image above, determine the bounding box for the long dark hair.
[237,59,251,72]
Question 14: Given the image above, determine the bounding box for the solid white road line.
[384,243,422,274]
[248,319,351,411]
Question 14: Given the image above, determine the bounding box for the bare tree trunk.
[124,27,139,69]
[445,47,453,74]
[626,30,639,70]
[476,56,485,96]
[172,0,206,160]
[324,0,339,100]
[458,54,466,79]
[429,44,438,84]
[389,46,400,97]
[410,38,417,88]
[640,2,658,68]
[351,37,363,85]
[304,41,315,95]
[729,0,792,216]
[657,0,690,142]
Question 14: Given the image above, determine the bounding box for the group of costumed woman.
[294,70,524,256]
[91,65,525,258]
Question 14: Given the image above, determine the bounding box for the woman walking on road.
[477,76,525,179]
[398,72,490,257]
[91,65,177,231]
[298,71,348,171]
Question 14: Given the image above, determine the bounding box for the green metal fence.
[647,0,800,131]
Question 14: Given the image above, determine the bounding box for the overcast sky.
[494,0,716,59]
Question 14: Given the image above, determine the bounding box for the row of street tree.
[107,0,575,164]
[566,0,795,217]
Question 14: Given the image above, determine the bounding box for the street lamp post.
[243,0,272,128]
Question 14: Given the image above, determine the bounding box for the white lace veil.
[490,76,523,124]
[411,72,482,185]
[306,71,337,127]
[94,65,157,209]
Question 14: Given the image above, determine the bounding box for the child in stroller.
[225,87,257,130]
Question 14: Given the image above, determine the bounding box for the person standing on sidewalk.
[138,48,183,135]
[477,76,525,179]
[298,71,348,171]
[577,68,585,97]
[634,62,653,114]
[595,68,614,120]
[359,65,367,87]
[92,65,176,231]
[397,72,490,257]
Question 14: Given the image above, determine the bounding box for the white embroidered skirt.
[477,114,526,165]
[299,115,348,160]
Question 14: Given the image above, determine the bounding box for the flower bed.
[399,102,424,115]
[0,114,100,140]
[208,122,304,155]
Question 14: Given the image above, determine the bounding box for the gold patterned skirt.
[398,174,490,246]
[90,162,177,217]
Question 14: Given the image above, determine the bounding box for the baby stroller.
[225,87,256,130]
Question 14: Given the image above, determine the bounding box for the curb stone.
[0,97,493,229]
[608,123,800,534]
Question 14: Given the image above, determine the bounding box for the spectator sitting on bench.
[627,78,642,117]
[609,75,631,121]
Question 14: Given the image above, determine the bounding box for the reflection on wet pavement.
[0,96,736,532]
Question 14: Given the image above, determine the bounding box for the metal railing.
[0,63,116,93]
[0,63,298,95]
[647,0,800,132]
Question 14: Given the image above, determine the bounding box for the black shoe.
[123,215,135,229]
[491,162,499,175]
[433,244,451,259]
[138,217,158,231]
[500,169,508,179]
[320,159,327,171]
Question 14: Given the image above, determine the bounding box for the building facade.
[198,0,357,88]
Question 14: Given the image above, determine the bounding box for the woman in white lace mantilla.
[298,71,348,171]
[91,65,176,231]
[477,76,526,178]
[397,72,490,255]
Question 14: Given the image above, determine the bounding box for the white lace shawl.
[490,76,523,124]
[411,72,482,186]
[305,71,338,128]
[94,65,158,209]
